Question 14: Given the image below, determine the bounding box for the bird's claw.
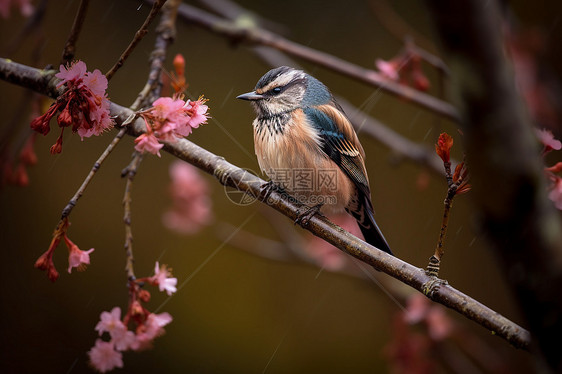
[294,203,324,225]
[260,180,284,201]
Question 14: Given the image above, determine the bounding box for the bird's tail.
[357,196,393,255]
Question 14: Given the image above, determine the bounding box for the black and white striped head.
[237,66,332,117]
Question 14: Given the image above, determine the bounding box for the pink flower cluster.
[1,132,37,187]
[151,261,178,295]
[88,262,177,372]
[135,95,208,157]
[537,129,562,210]
[89,307,173,372]
[34,217,94,282]
[0,0,33,18]
[375,50,430,92]
[305,214,359,271]
[162,161,213,235]
[30,60,112,154]
[384,293,454,373]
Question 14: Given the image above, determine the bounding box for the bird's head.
[237,66,332,117]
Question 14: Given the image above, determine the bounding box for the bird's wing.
[303,105,371,198]
[304,104,392,254]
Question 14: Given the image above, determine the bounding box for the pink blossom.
[149,311,173,328]
[152,96,185,123]
[33,217,72,282]
[304,214,357,271]
[383,314,434,374]
[34,245,59,282]
[111,327,137,351]
[55,60,88,87]
[0,0,34,18]
[95,307,126,336]
[83,68,108,97]
[155,121,178,142]
[19,133,38,166]
[404,293,429,324]
[31,60,113,152]
[546,162,562,174]
[375,58,400,81]
[403,293,453,341]
[134,133,164,157]
[152,262,177,295]
[162,161,213,234]
[536,128,562,153]
[134,95,208,156]
[162,161,213,235]
[132,312,173,351]
[548,176,562,210]
[184,98,209,129]
[426,306,453,341]
[30,102,61,135]
[65,235,94,273]
[88,339,123,373]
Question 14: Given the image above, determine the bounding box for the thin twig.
[426,155,469,277]
[196,0,289,35]
[0,57,532,352]
[129,0,181,110]
[60,128,127,220]
[215,221,294,262]
[3,0,48,55]
[60,0,90,65]
[426,183,455,277]
[122,152,144,280]
[406,41,450,77]
[369,0,436,52]
[105,0,167,81]
[119,0,182,281]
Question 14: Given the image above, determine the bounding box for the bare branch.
[61,0,90,65]
[121,152,143,280]
[105,0,167,81]
[60,128,127,221]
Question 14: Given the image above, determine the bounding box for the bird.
[237,66,392,255]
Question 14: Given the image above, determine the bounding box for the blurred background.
[1,0,561,372]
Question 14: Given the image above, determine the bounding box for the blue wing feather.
[303,105,393,255]
[302,106,370,197]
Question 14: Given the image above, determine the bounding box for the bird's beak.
[236,91,264,101]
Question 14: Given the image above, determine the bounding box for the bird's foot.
[260,180,285,202]
[294,203,324,226]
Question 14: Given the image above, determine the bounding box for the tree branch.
[105,0,167,81]
[121,152,143,280]
[60,0,90,65]
[60,128,127,220]
[0,57,531,351]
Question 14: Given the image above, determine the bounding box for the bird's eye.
[271,86,283,95]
